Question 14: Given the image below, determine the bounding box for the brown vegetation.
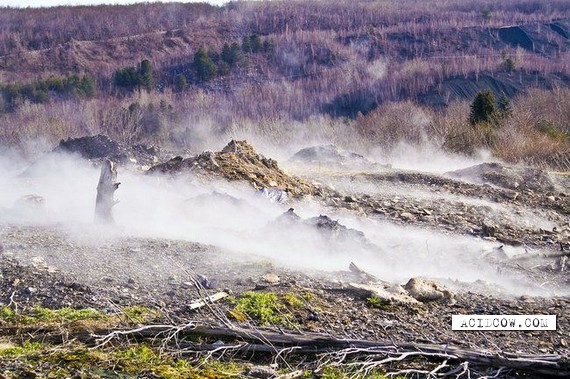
[0,0,568,168]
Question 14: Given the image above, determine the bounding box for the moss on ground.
[0,305,161,326]
[0,341,248,379]
[0,303,400,379]
[228,291,303,326]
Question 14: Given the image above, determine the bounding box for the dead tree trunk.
[95,159,119,224]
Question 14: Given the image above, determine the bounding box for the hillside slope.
[0,1,568,112]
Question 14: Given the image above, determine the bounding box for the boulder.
[247,366,277,379]
[403,277,454,302]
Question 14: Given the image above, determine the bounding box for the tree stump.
[95,159,120,223]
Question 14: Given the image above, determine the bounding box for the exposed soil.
[1,140,569,377]
[148,140,315,196]
[1,223,568,357]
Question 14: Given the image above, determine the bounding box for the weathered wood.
[3,323,567,377]
[116,326,570,377]
[276,370,304,379]
[188,292,229,310]
[95,159,120,223]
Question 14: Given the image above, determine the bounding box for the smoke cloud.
[0,144,563,298]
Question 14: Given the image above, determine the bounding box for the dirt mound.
[55,135,160,167]
[291,144,372,168]
[149,140,315,196]
[419,71,570,108]
[446,162,556,192]
[498,26,534,51]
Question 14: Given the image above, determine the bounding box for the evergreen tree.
[469,90,497,125]
[139,59,154,92]
[218,61,230,76]
[503,57,515,73]
[221,42,243,67]
[114,66,140,90]
[174,74,187,92]
[250,34,262,53]
[262,39,275,53]
[230,42,243,64]
[221,43,232,64]
[80,76,96,98]
[193,47,217,81]
[242,36,252,53]
[497,92,512,119]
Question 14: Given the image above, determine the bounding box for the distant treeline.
[0,74,95,112]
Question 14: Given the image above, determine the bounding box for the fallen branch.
[3,323,567,377]
[92,324,570,377]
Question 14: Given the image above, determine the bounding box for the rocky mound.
[149,140,315,196]
[271,208,377,253]
[55,135,160,167]
[446,162,556,192]
[291,144,373,168]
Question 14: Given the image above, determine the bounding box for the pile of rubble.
[269,208,379,254]
[446,162,556,192]
[149,140,316,196]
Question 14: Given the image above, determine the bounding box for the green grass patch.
[536,120,568,142]
[229,291,303,326]
[0,341,247,379]
[311,366,396,379]
[0,305,161,327]
[0,339,403,379]
[120,306,162,323]
[0,340,43,358]
[0,306,108,325]
[367,295,389,309]
[28,306,107,323]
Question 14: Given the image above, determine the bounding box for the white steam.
[0,149,563,298]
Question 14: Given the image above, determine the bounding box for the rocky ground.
[0,137,568,378]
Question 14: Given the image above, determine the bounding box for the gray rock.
[247,366,277,379]
[404,277,454,302]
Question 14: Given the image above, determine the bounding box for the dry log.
[95,159,120,223]
[92,325,568,376]
[3,323,567,377]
